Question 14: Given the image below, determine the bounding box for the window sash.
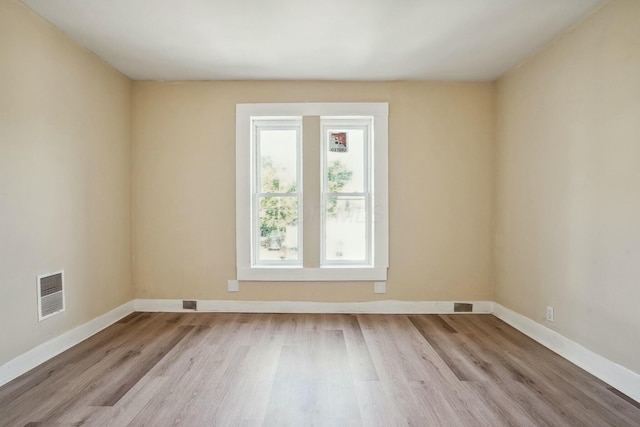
[251,119,302,266]
[321,119,372,266]
[321,193,372,266]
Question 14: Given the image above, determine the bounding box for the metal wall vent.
[37,271,65,321]
[183,300,197,310]
[454,302,473,313]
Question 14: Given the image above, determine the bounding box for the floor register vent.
[37,271,65,321]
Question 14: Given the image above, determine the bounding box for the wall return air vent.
[37,271,65,321]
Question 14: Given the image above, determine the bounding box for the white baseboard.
[0,300,134,388]
[493,303,640,403]
[2,298,638,405]
[133,298,494,314]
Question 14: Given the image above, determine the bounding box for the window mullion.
[302,116,321,268]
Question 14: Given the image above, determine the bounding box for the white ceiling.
[21,0,606,81]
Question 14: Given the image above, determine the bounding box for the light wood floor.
[0,313,639,426]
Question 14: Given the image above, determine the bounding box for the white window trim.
[236,103,389,281]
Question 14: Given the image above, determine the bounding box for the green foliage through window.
[260,157,297,237]
[326,160,353,217]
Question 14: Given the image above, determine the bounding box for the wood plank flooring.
[1,313,639,426]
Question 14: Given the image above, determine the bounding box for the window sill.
[237,267,387,282]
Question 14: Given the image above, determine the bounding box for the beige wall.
[0,1,133,365]
[496,0,640,373]
[132,81,495,302]
[10,0,637,386]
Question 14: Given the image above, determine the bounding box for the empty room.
[1,0,639,425]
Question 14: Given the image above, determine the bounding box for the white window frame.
[236,103,388,281]
[252,118,303,266]
[321,118,372,267]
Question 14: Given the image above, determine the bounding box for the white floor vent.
[37,271,65,321]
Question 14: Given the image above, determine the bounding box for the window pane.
[259,129,297,193]
[258,196,299,262]
[325,196,367,261]
[326,129,365,193]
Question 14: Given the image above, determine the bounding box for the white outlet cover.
[374,282,386,294]
[546,306,554,322]
[228,280,239,292]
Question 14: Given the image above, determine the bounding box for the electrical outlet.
[546,306,554,322]
[228,280,239,292]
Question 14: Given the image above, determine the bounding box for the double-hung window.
[253,119,302,265]
[321,118,372,266]
[236,103,388,281]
